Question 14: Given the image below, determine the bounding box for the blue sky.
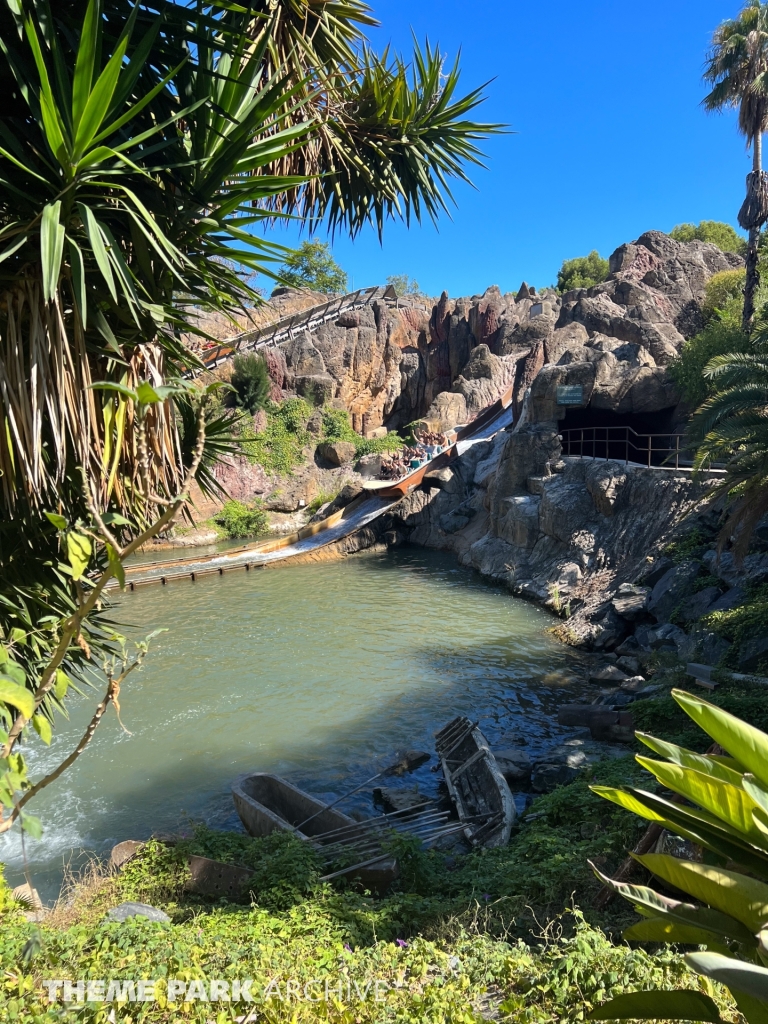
[264,0,750,298]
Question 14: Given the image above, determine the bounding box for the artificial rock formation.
[363,231,744,646]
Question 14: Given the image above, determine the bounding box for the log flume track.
[120,282,514,590]
[117,393,513,591]
[194,284,418,373]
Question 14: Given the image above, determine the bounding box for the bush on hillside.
[230,353,271,414]
[321,408,402,457]
[668,314,750,407]
[702,268,745,320]
[240,397,313,473]
[556,250,609,292]
[670,219,746,254]
[213,499,268,538]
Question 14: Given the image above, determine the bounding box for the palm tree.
[689,317,768,558]
[703,0,768,330]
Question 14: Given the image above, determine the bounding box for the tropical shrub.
[0,0,498,839]
[230,354,271,415]
[670,220,747,254]
[702,583,768,673]
[703,269,747,319]
[240,398,314,473]
[688,321,768,557]
[321,409,403,457]
[278,240,348,294]
[213,500,268,539]
[668,315,750,407]
[591,689,768,1024]
[556,251,609,292]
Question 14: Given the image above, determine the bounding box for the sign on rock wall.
[556,385,584,406]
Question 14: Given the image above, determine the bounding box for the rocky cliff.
[361,230,747,651]
[267,230,740,438]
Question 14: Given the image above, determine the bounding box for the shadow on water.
[1,547,594,899]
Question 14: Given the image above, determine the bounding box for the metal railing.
[195,284,402,373]
[560,425,690,470]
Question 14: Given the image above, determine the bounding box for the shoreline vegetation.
[2,0,768,1014]
[2,667,767,1019]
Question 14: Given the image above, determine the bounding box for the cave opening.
[559,405,684,467]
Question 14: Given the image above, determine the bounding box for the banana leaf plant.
[589,689,768,1024]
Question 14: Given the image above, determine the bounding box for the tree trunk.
[744,225,760,331]
[743,132,764,333]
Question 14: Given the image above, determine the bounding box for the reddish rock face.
[205,231,742,438]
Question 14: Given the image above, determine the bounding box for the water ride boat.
[434,717,516,848]
[231,772,398,888]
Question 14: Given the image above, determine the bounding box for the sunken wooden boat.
[232,773,398,889]
[434,717,516,848]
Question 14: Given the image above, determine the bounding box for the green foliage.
[703,269,747,319]
[230,354,271,415]
[630,683,768,750]
[556,251,610,293]
[387,273,422,296]
[688,322,768,557]
[278,240,348,294]
[240,398,313,473]
[321,408,403,458]
[505,909,697,1022]
[0,0,500,841]
[592,689,768,1023]
[0,864,19,918]
[668,314,751,407]
[306,490,339,515]
[670,221,747,255]
[213,500,268,539]
[703,583,768,672]
[663,527,716,563]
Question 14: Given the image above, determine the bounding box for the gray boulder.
[494,748,532,784]
[531,762,578,793]
[648,561,703,622]
[589,664,630,685]
[636,557,674,588]
[105,902,170,924]
[677,629,731,666]
[739,636,768,674]
[676,586,722,625]
[703,550,768,588]
[707,586,746,614]
[316,440,356,466]
[647,622,687,650]
[374,786,429,813]
[612,584,650,621]
[423,466,460,494]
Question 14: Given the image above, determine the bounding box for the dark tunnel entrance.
[559,406,685,467]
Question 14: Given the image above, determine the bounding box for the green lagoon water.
[2,548,590,898]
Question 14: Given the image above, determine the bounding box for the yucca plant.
[689,323,768,558]
[0,0,309,515]
[590,689,768,1024]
